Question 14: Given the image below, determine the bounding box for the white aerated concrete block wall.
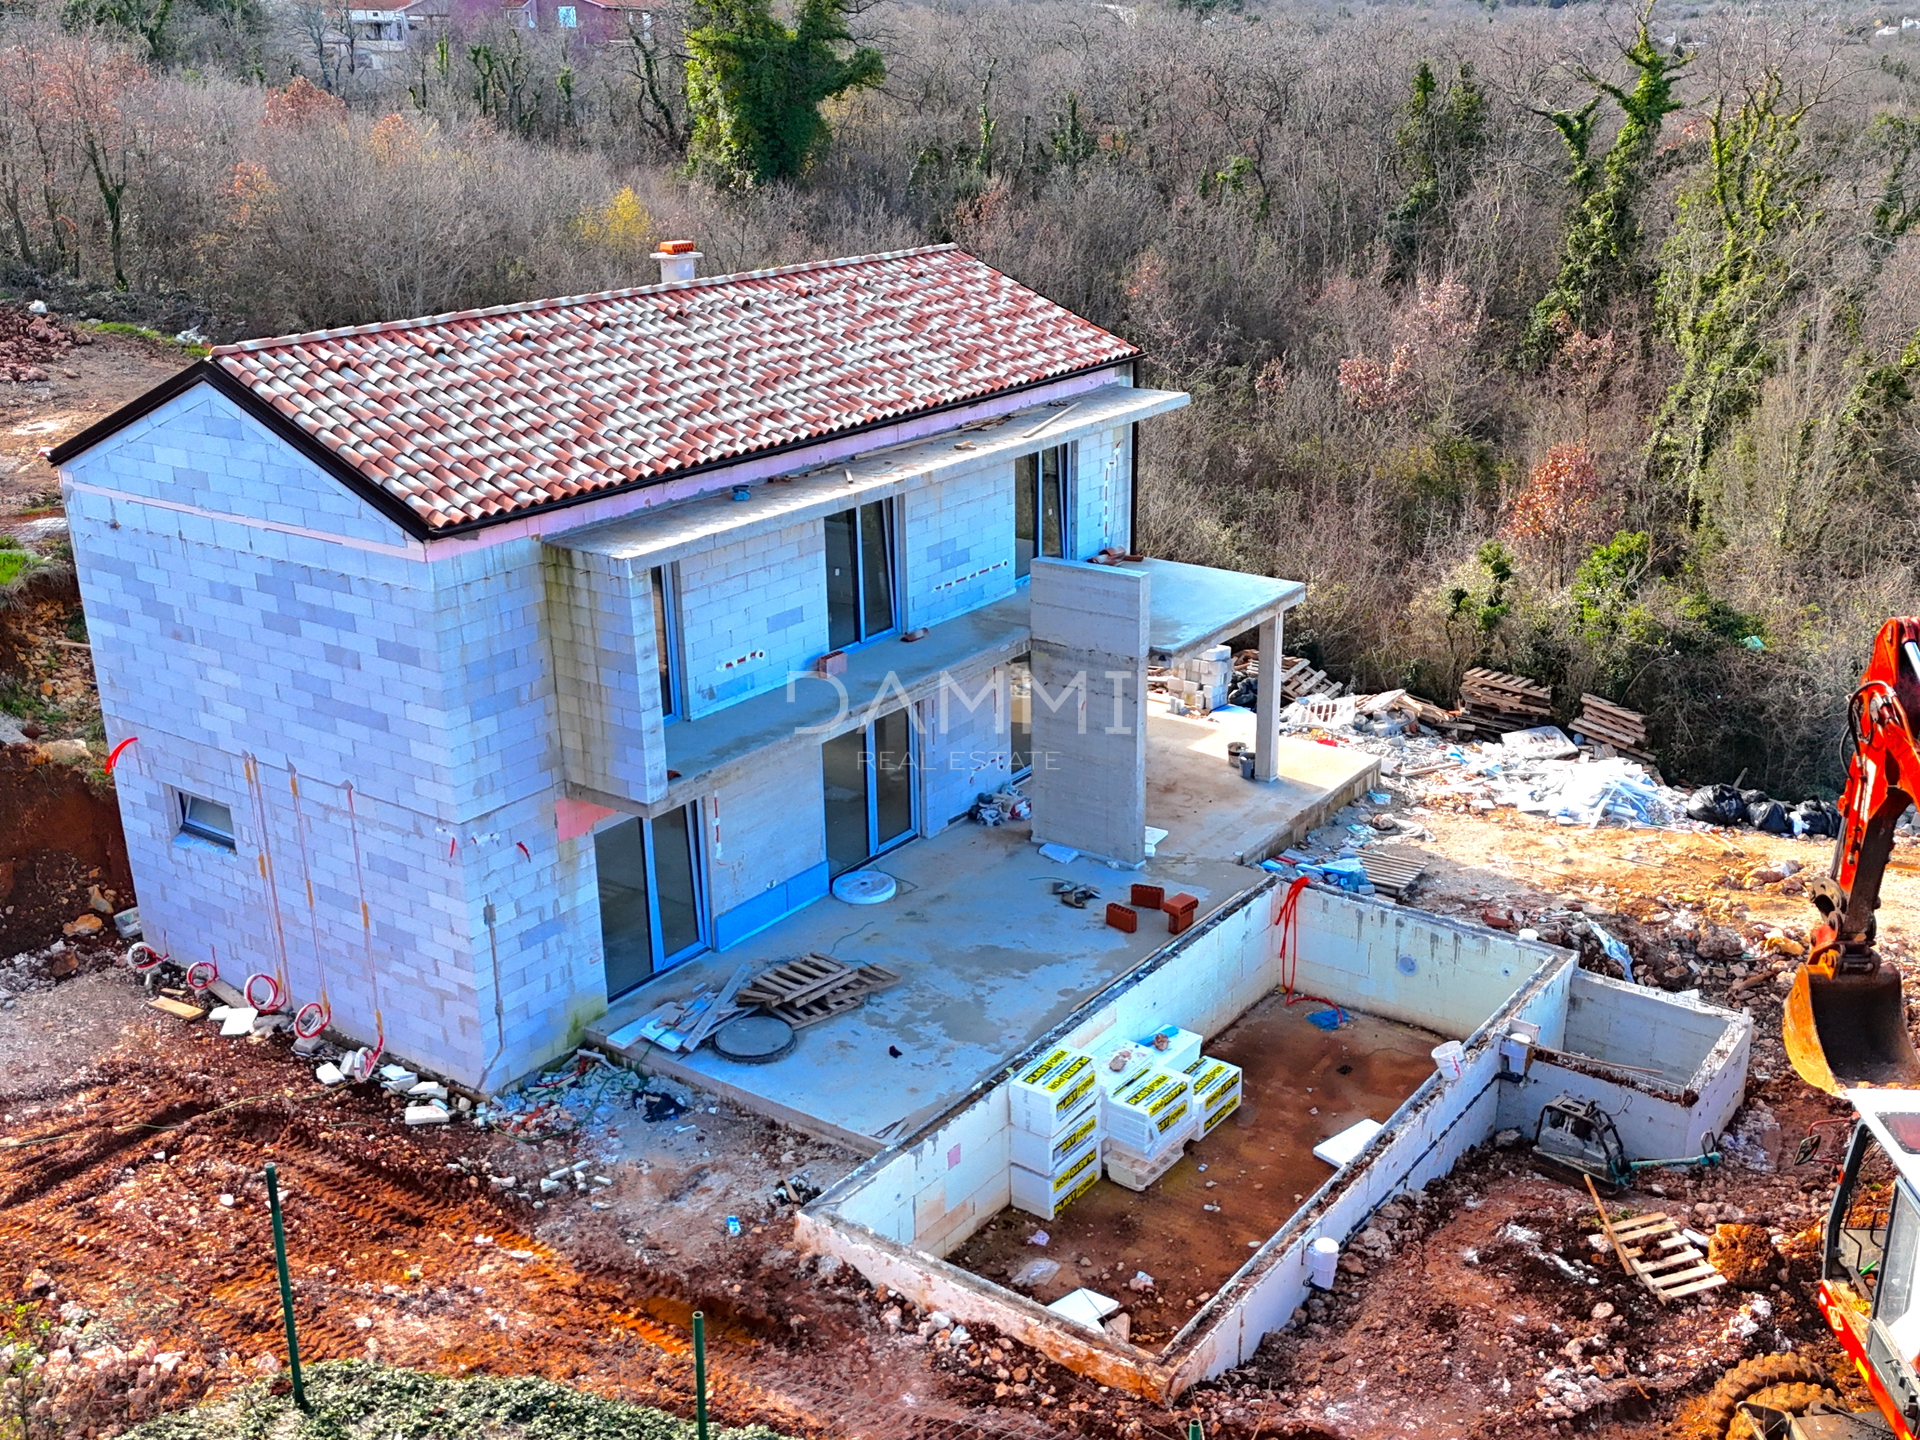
[1072,425,1130,557]
[544,546,668,807]
[1281,882,1561,1041]
[674,517,824,717]
[918,661,1015,832]
[705,743,828,924]
[829,1085,1015,1256]
[902,459,1019,629]
[1496,970,1752,1161]
[64,387,600,1090]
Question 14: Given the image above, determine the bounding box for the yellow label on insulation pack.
[1185,1058,1240,1113]
[1052,1142,1099,1195]
[1051,1109,1100,1168]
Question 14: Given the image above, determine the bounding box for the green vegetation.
[1650,72,1818,516]
[1385,61,1486,277]
[122,1362,791,1440]
[684,0,882,184]
[84,321,210,356]
[1523,15,1688,362]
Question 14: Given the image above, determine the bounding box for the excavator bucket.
[1784,963,1920,1093]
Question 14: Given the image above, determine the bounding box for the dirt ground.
[0,320,184,513]
[0,945,1203,1440]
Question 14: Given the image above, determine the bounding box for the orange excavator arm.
[1785,616,1920,1093]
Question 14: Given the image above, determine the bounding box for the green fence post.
[693,1309,709,1440]
[264,1161,309,1412]
[1188,1421,1203,1440]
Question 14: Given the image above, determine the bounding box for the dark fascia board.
[46,352,1141,546]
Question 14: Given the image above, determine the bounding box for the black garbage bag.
[1748,798,1791,833]
[1687,783,1747,826]
[1740,787,1772,809]
[1793,799,1842,837]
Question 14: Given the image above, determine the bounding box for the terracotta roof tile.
[211,245,1137,533]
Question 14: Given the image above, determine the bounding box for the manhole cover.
[712,1014,797,1064]
[832,869,896,905]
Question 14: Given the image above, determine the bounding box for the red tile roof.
[208,246,1138,535]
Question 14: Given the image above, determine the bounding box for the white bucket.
[1307,1236,1340,1290]
[1431,1041,1464,1083]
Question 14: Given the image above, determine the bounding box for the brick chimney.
[651,239,702,284]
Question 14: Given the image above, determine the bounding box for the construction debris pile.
[0,300,87,383]
[474,1047,688,1146]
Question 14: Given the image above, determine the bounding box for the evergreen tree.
[685,0,882,185]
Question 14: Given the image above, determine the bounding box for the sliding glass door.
[822,708,916,876]
[595,802,705,998]
[825,500,896,650]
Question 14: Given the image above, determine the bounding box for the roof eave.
[47,359,437,542]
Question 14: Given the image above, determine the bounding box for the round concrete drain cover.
[832,869,897,904]
[713,1015,796,1064]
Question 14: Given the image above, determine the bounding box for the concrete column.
[1026,559,1149,867]
[1253,611,1283,782]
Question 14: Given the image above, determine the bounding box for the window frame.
[1014,442,1075,581]
[822,710,919,877]
[648,564,683,723]
[1008,654,1033,779]
[594,801,708,998]
[823,499,898,651]
[178,792,237,850]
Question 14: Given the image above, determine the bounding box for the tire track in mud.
[0,1027,841,1438]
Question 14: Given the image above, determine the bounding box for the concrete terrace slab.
[591,709,1377,1148]
[1123,558,1304,663]
[1147,705,1380,864]
[589,819,1253,1150]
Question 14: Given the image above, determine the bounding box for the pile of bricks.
[1105,884,1199,936]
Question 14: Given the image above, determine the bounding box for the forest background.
[8,0,1919,795]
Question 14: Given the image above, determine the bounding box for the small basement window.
[179,794,236,849]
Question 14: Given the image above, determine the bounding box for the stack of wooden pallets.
[1459,668,1553,738]
[1572,695,1652,761]
[737,954,901,1029]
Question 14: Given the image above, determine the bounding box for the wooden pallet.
[1461,667,1553,709]
[1586,1177,1726,1303]
[1460,670,1551,739]
[1358,850,1426,898]
[1279,656,1343,702]
[739,954,855,1009]
[1573,694,1653,759]
[765,964,902,1029]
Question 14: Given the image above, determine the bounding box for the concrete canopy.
[1122,557,1303,665]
